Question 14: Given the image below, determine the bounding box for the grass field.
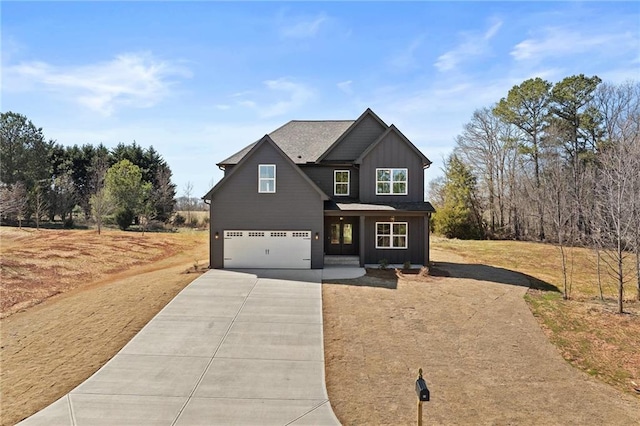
[0,227,209,318]
[432,236,640,395]
[0,227,209,425]
[175,210,208,227]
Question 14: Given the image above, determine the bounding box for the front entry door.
[325,217,358,255]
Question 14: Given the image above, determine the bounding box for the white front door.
[223,230,312,269]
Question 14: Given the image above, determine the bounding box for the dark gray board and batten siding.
[209,141,325,268]
[300,165,360,200]
[359,131,426,203]
[322,114,387,161]
[363,216,427,265]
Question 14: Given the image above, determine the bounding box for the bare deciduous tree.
[594,134,637,313]
[455,108,517,237]
[0,182,27,227]
[31,184,49,230]
[89,157,113,234]
[90,187,115,235]
[542,149,574,299]
[183,181,194,224]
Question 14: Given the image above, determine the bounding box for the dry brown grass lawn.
[432,237,640,394]
[0,227,208,426]
[1,227,208,318]
[323,246,640,425]
[176,210,208,226]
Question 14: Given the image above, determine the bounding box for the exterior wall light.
[315,232,319,240]
[215,231,220,239]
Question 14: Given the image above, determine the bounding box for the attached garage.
[223,230,312,269]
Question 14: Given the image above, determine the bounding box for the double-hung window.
[334,170,350,196]
[376,168,408,195]
[258,164,276,193]
[376,222,408,249]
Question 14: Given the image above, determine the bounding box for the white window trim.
[334,170,350,196]
[258,164,276,193]
[376,168,408,195]
[375,221,408,249]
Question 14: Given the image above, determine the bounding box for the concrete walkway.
[20,268,364,425]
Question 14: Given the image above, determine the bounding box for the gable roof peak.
[355,124,432,168]
[216,108,392,166]
[204,134,328,200]
[315,108,389,162]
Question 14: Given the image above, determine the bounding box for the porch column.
[424,214,430,266]
[359,215,365,267]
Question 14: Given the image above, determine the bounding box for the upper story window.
[258,164,276,193]
[376,168,407,195]
[334,170,350,196]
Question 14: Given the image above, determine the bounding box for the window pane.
[377,223,391,235]
[336,171,348,183]
[377,169,390,182]
[260,179,274,192]
[393,236,406,248]
[260,165,274,178]
[394,223,407,235]
[377,182,390,194]
[377,236,390,247]
[335,183,348,195]
[331,224,340,244]
[343,224,352,244]
[393,182,406,194]
[393,169,407,181]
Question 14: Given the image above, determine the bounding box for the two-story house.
[203,108,435,269]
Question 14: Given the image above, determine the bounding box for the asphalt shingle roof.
[325,200,436,213]
[219,120,355,165]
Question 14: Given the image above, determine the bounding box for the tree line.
[430,75,639,312]
[0,112,177,231]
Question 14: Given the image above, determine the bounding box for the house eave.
[324,201,436,215]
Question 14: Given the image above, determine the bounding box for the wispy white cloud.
[337,80,353,95]
[511,27,638,62]
[1,36,26,65]
[434,19,503,72]
[279,12,328,38]
[4,52,191,116]
[236,78,315,118]
[238,100,257,109]
[389,37,424,72]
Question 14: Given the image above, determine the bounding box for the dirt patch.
[323,249,640,425]
[0,228,208,426]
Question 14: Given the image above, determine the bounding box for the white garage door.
[223,230,312,269]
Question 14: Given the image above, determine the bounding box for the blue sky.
[2,1,639,198]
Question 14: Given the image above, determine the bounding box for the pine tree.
[433,154,485,239]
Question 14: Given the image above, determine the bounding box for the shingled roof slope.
[218,120,354,165]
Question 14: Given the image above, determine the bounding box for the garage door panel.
[223,231,311,269]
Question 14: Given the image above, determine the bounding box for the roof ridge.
[286,119,355,123]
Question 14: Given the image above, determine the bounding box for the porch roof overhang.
[324,200,435,216]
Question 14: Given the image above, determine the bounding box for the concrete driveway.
[20,269,348,425]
